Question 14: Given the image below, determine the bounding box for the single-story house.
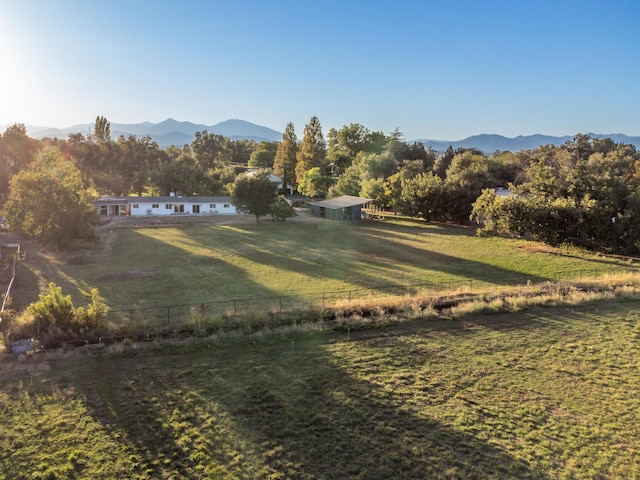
[246,170,295,195]
[95,193,237,216]
[310,195,374,221]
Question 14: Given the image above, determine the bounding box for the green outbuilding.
[310,195,374,221]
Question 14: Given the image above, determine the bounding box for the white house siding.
[97,196,238,216]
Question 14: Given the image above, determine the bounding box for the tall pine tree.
[273,122,298,192]
[93,116,111,142]
[295,116,326,184]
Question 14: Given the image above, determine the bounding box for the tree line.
[1,118,638,255]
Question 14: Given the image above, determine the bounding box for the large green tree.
[0,124,38,199]
[227,139,257,164]
[248,142,278,168]
[471,136,640,254]
[229,170,278,223]
[401,172,447,222]
[149,154,214,196]
[295,116,327,183]
[3,147,97,248]
[192,131,230,169]
[273,122,298,192]
[326,123,386,174]
[297,167,332,198]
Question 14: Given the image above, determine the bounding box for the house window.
[166,204,173,209]
[152,204,159,209]
[174,204,185,213]
[193,205,200,213]
[224,203,230,208]
[210,203,216,208]
[133,204,139,209]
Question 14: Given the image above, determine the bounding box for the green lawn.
[13,216,637,325]
[2,300,639,479]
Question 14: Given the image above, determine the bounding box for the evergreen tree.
[273,122,298,192]
[93,116,111,142]
[295,116,327,184]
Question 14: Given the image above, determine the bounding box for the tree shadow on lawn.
[68,331,551,479]
[378,218,478,236]
[189,219,550,291]
[179,221,412,292]
[10,254,42,310]
[354,227,552,286]
[366,220,638,270]
[92,229,310,313]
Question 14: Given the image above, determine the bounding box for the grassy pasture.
[12,215,638,321]
[1,300,640,479]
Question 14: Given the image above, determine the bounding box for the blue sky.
[1,0,638,140]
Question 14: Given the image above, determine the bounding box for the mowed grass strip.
[16,217,636,316]
[1,300,639,479]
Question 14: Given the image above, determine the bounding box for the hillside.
[415,132,640,153]
[9,118,282,147]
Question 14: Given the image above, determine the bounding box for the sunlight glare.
[0,21,43,125]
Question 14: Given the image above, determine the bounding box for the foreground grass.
[12,216,638,318]
[2,299,639,479]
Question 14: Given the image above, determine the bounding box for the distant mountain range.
[415,133,640,153]
[3,118,639,152]
[12,118,283,147]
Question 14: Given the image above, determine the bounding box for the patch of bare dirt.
[517,244,562,255]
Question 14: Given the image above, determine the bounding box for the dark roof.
[94,196,129,206]
[311,195,374,209]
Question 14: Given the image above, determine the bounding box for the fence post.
[279,297,282,313]
[167,306,170,324]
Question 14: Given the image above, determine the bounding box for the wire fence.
[104,266,640,335]
[0,243,20,317]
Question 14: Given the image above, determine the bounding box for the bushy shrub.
[27,282,75,332]
[22,282,108,342]
[271,196,297,221]
[73,288,109,330]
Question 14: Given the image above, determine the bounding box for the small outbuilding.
[310,195,374,221]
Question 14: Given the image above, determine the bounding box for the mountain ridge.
[6,118,283,147]
[415,132,640,152]
[2,120,639,151]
